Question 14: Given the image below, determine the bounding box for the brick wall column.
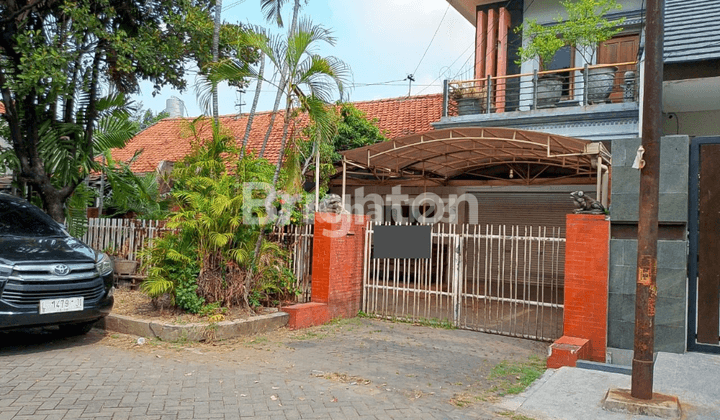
[564,214,610,362]
[311,213,369,319]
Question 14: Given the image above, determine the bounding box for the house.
[437,0,720,356]
[332,0,720,357]
[435,0,646,141]
[110,94,443,175]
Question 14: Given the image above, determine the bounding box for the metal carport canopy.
[340,127,609,181]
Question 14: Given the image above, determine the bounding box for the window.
[545,45,574,99]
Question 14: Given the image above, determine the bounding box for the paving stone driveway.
[0,319,547,420]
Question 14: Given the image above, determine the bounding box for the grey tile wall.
[606,136,689,354]
[609,136,689,222]
[607,239,687,353]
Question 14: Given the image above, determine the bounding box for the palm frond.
[261,0,289,27]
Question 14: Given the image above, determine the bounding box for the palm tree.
[264,19,349,184]
[208,18,350,185]
[206,17,349,282]
[258,0,305,158]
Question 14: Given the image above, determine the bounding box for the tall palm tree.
[262,19,349,184]
[208,18,350,184]
[258,0,305,158]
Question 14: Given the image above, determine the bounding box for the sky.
[132,0,475,118]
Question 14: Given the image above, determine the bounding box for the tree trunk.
[259,70,287,158]
[242,52,265,159]
[212,0,222,122]
[272,104,293,186]
[259,0,301,158]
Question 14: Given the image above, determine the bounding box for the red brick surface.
[282,302,331,330]
[282,213,369,330]
[312,213,369,319]
[563,214,610,362]
[547,336,591,368]
[110,95,441,174]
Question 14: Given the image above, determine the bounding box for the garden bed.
[101,288,288,342]
[112,288,259,324]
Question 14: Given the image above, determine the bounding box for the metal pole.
[342,158,347,212]
[442,80,449,117]
[98,154,105,216]
[315,138,320,212]
[631,0,664,401]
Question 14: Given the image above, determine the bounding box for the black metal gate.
[688,136,720,353]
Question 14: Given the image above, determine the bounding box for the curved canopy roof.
[340,127,609,183]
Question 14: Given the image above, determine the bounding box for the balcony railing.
[442,62,639,118]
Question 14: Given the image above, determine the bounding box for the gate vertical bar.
[452,225,463,327]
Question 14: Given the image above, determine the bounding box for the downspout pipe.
[592,157,609,208]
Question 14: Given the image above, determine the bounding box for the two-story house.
[434,0,720,356]
[334,0,720,357]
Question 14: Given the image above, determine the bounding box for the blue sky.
[132,0,474,118]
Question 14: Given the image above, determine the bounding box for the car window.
[0,198,66,237]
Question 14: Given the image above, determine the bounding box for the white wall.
[517,0,644,110]
[663,111,720,137]
[524,0,643,24]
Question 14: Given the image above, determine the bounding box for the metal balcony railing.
[442,62,639,118]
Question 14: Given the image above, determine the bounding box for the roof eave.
[447,0,499,25]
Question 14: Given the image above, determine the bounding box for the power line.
[412,3,451,78]
[223,0,246,12]
[415,41,475,95]
[351,79,406,88]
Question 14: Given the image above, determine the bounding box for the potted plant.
[515,18,567,107]
[559,0,625,103]
[450,81,488,115]
[515,0,625,106]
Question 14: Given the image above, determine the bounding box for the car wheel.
[58,321,97,336]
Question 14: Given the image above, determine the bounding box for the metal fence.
[363,222,565,341]
[270,224,314,303]
[444,62,639,117]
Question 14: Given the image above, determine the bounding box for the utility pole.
[212,0,222,123]
[631,0,664,400]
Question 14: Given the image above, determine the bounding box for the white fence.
[81,218,314,302]
[363,222,565,341]
[81,218,171,262]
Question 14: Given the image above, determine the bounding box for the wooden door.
[697,144,720,344]
[598,34,640,102]
[689,137,720,353]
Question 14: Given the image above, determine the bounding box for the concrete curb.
[97,312,289,342]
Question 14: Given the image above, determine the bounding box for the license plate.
[39,297,84,314]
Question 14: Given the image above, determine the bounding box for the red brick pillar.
[563,214,610,362]
[282,213,369,329]
[312,212,369,318]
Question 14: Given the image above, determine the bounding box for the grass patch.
[292,330,328,340]
[498,411,536,420]
[488,356,546,396]
[357,311,456,330]
[449,355,546,409]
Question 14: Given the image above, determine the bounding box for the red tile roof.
[112,93,442,173]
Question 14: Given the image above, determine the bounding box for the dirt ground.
[112,287,256,324]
